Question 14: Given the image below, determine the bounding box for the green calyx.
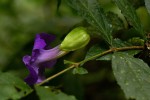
[60,27,90,51]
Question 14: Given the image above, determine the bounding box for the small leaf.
[35,86,77,100]
[64,60,75,65]
[113,0,145,36]
[67,0,113,45]
[85,45,112,60]
[145,0,150,15]
[85,45,104,59]
[112,52,150,100]
[0,72,32,100]
[72,67,88,75]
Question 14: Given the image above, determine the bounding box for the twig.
[36,46,144,86]
[36,65,75,86]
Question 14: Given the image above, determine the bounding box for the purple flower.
[23,33,61,85]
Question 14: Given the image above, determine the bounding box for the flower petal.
[39,60,57,68]
[36,46,60,63]
[33,33,55,50]
[23,55,31,65]
[36,67,45,83]
[24,65,38,85]
[23,33,61,85]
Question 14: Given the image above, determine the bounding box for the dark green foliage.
[0,72,32,100]
[112,52,150,100]
[85,45,105,60]
[35,86,77,100]
[113,0,145,36]
[106,12,125,32]
[67,0,113,45]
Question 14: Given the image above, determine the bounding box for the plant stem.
[80,46,144,64]
[36,46,144,86]
[36,65,75,86]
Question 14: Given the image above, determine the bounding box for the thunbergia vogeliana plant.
[3,0,150,100]
[23,27,90,85]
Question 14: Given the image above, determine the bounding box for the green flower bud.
[60,27,90,51]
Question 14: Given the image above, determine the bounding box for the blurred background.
[0,0,149,100]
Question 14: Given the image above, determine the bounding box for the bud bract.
[60,27,90,51]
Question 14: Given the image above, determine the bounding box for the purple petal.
[23,33,60,85]
[24,64,46,85]
[35,46,60,63]
[33,36,46,50]
[40,33,56,44]
[33,33,55,50]
[31,49,40,63]
[23,55,31,65]
[36,67,45,83]
[24,65,38,85]
[39,60,57,68]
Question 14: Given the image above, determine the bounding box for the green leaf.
[67,0,113,45]
[112,52,150,100]
[124,50,141,56]
[106,12,125,32]
[84,44,112,61]
[113,0,145,36]
[35,86,77,100]
[85,45,104,59]
[0,72,32,100]
[112,38,131,47]
[64,60,75,65]
[72,67,88,75]
[85,45,111,60]
[145,0,150,15]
